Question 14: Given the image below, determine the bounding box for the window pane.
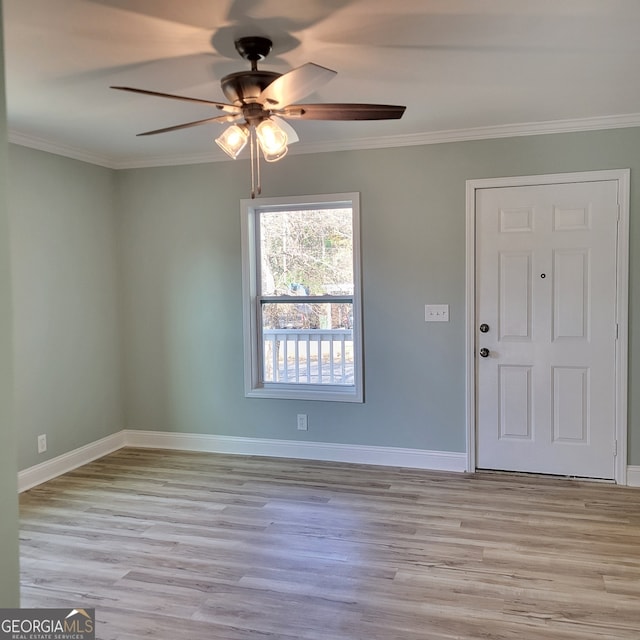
[259,208,353,296]
[261,302,354,385]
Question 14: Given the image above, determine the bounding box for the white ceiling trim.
[8,130,117,169]
[9,112,640,170]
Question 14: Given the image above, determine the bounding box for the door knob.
[479,348,490,358]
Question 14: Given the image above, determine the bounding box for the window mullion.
[259,295,353,305]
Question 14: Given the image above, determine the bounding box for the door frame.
[465,169,630,484]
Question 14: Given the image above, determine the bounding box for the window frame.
[241,192,363,402]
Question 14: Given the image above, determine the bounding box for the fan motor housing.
[221,70,281,105]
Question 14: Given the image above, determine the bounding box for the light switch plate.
[425,304,449,322]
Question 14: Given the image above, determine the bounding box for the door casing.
[465,170,630,484]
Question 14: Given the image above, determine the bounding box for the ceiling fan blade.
[136,114,242,137]
[277,103,406,120]
[111,86,240,114]
[259,63,337,107]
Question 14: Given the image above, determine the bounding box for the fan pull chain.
[249,128,262,199]
[249,128,256,198]
[255,129,262,196]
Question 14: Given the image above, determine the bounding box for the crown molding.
[10,112,640,170]
[8,130,117,168]
[110,150,227,169]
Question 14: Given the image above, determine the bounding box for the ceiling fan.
[111,36,406,196]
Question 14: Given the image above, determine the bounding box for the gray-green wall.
[7,126,640,484]
[117,129,639,464]
[0,0,20,606]
[9,146,122,470]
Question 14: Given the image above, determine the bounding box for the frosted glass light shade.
[256,119,288,162]
[215,125,248,159]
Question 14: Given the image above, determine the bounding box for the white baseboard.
[18,431,126,492]
[627,466,640,487]
[122,430,469,472]
[18,430,467,492]
[20,428,640,491]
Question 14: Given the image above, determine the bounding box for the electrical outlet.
[37,434,47,454]
[297,414,308,431]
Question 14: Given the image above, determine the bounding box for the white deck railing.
[263,329,354,385]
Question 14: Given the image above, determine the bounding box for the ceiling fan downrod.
[220,38,280,106]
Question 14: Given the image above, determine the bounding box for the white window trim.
[241,192,363,402]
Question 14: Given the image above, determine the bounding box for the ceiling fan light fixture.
[256,118,288,162]
[261,144,289,163]
[215,124,249,159]
[112,35,405,197]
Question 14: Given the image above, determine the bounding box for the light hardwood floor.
[19,448,640,639]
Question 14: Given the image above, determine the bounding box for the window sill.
[246,383,363,403]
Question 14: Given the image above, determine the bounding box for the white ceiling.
[5,0,640,168]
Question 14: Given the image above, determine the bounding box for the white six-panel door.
[475,180,619,479]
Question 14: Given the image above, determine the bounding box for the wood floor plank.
[19,448,640,639]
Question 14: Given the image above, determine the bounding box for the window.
[241,193,363,402]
